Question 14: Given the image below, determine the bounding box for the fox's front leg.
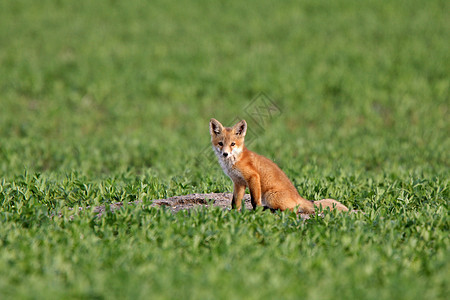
[232,182,246,210]
[247,174,262,209]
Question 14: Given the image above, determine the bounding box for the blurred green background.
[1,0,448,179]
[0,0,448,299]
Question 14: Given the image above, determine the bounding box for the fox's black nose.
[223,152,228,157]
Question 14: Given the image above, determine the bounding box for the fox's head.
[209,118,247,160]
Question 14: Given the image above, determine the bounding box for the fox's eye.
[231,142,235,146]
[218,142,223,146]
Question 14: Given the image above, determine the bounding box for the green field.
[0,0,449,299]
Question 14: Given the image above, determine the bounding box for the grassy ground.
[0,0,449,299]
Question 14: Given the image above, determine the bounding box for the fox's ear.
[210,118,223,136]
[234,120,247,137]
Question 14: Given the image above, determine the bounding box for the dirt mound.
[91,193,250,216]
[91,193,313,219]
[150,192,252,212]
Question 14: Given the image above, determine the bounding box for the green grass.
[0,0,449,299]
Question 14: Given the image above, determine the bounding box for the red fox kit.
[209,118,348,214]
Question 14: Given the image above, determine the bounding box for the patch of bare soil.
[90,193,313,219]
[149,193,252,212]
[91,193,249,216]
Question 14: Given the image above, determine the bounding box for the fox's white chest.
[214,151,246,185]
[220,158,244,182]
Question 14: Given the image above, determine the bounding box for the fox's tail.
[313,199,349,212]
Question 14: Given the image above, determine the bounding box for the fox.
[209,118,349,214]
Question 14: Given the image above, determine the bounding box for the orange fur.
[209,118,348,214]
